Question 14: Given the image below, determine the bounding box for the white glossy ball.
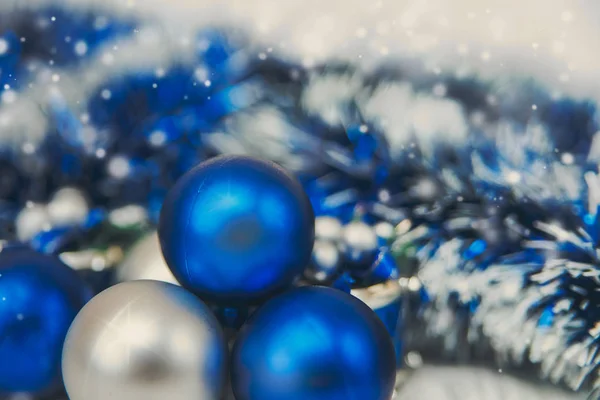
[117,233,179,285]
[15,204,51,241]
[342,221,378,252]
[341,221,379,266]
[62,281,227,400]
[305,240,341,283]
[374,221,395,241]
[315,216,343,242]
[47,187,89,226]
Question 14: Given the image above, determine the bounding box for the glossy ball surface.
[231,286,396,400]
[62,280,227,400]
[159,155,315,303]
[0,248,91,395]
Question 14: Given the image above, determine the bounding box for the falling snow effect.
[1,1,600,399]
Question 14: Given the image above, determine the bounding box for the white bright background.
[8,0,597,100]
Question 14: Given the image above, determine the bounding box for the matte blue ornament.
[331,272,355,293]
[159,155,315,303]
[0,248,92,395]
[213,305,251,330]
[351,248,399,286]
[231,286,396,400]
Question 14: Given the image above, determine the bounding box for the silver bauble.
[341,220,379,267]
[342,221,378,251]
[62,280,227,400]
[374,221,395,241]
[15,203,50,241]
[47,187,89,227]
[117,233,179,285]
[304,239,341,283]
[315,216,343,242]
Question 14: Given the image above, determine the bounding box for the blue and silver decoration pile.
[0,2,600,400]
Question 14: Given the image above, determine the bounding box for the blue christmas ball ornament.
[159,155,315,303]
[231,286,396,400]
[0,247,92,395]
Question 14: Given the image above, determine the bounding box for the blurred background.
[1,1,600,399]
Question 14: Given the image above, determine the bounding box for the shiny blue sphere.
[231,286,397,400]
[159,155,315,303]
[0,248,92,395]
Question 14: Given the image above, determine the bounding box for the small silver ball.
[47,187,89,226]
[315,216,343,242]
[341,221,379,267]
[304,240,341,283]
[117,233,179,285]
[109,205,148,227]
[342,221,378,250]
[15,203,50,241]
[374,221,395,241]
[62,281,227,400]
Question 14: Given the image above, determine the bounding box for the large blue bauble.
[231,286,397,400]
[0,248,92,395]
[159,155,315,303]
